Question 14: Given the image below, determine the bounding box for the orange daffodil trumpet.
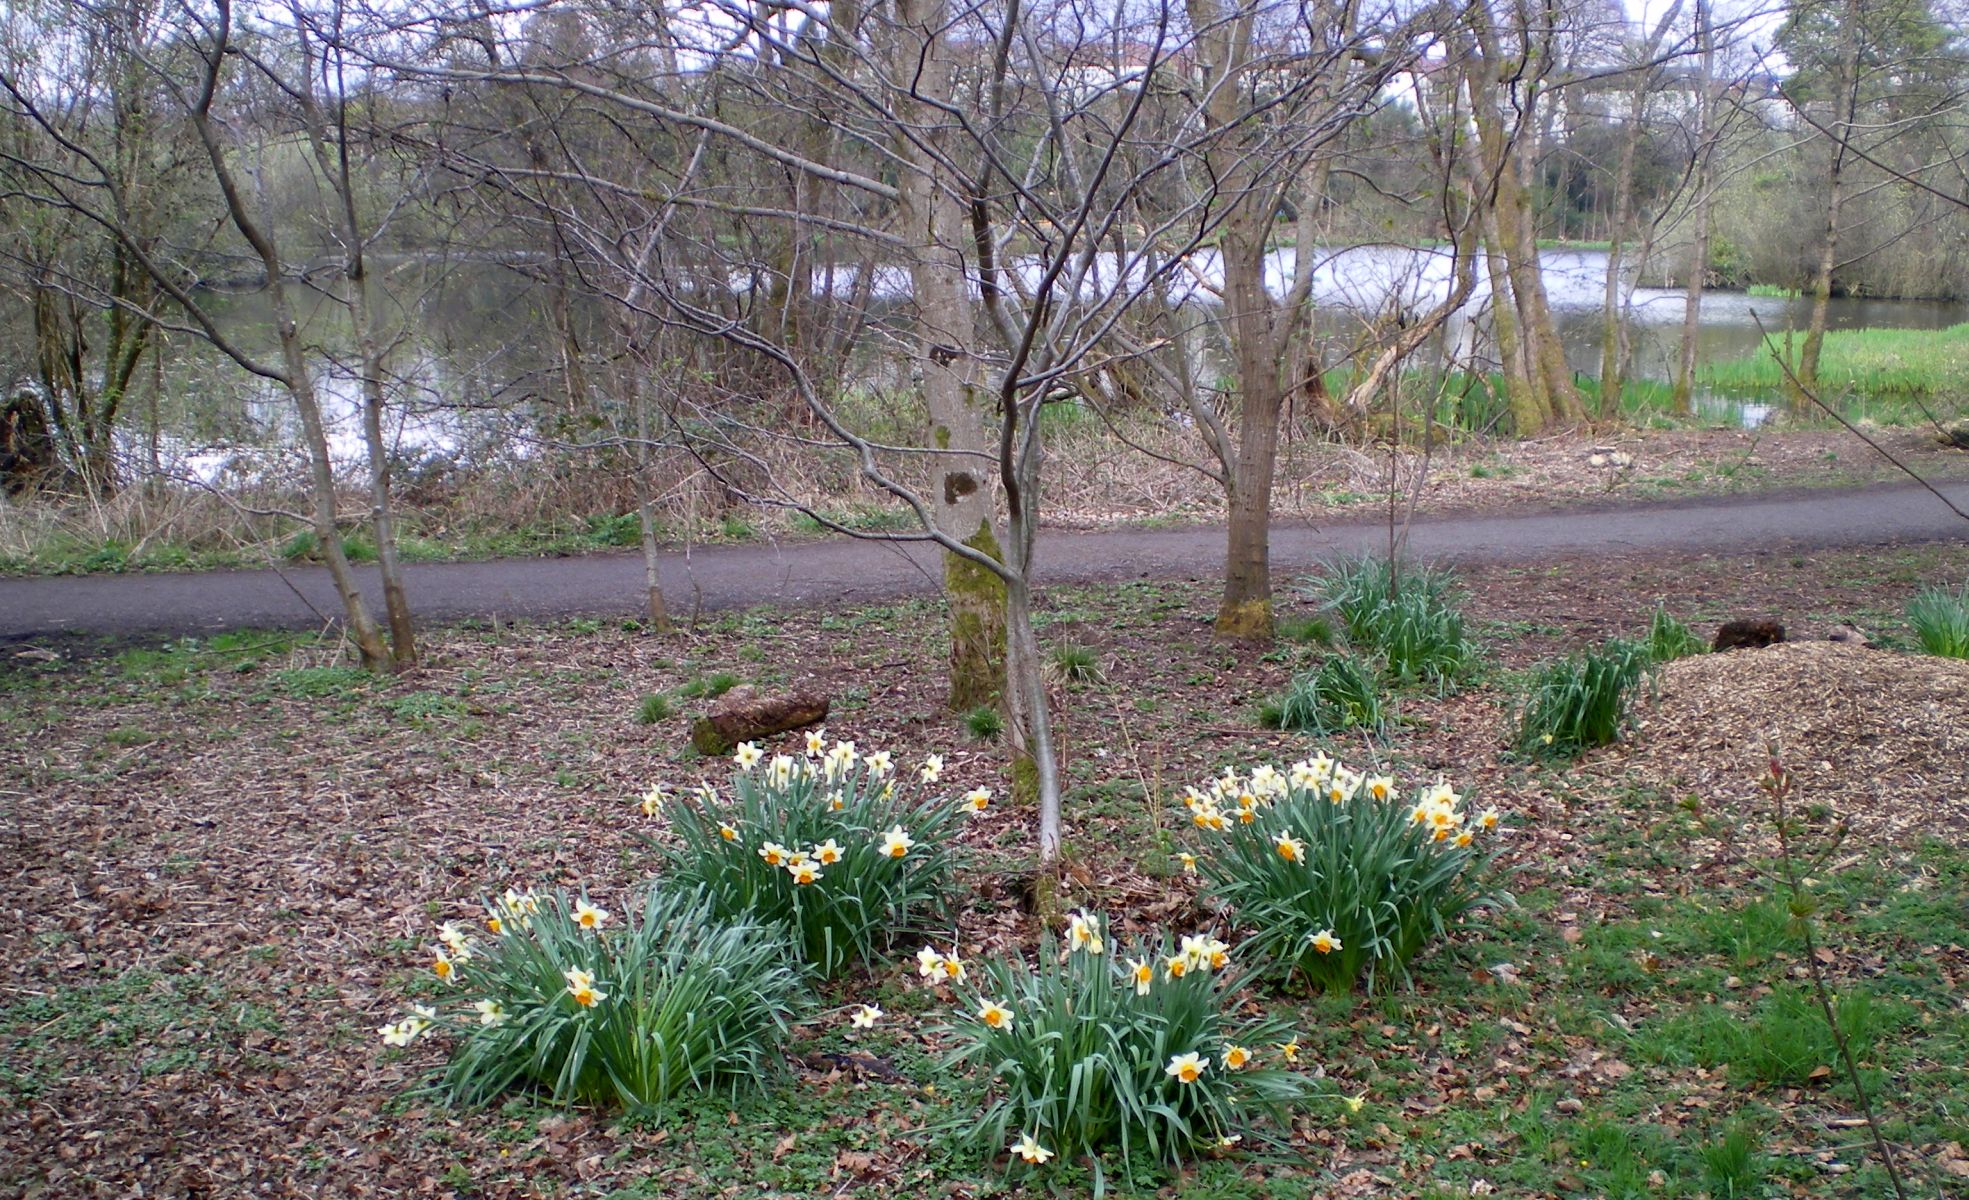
[1165,1051,1208,1084]
[563,967,607,1007]
[573,900,609,931]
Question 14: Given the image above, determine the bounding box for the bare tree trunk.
[1673,0,1719,416]
[890,0,1005,712]
[1797,0,1861,405]
[630,351,672,632]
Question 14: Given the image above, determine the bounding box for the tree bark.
[889,0,1006,711]
[1673,0,1720,416]
[1797,2,1861,406]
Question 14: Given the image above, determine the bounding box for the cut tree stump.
[690,687,830,756]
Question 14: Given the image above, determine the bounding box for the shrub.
[1260,652,1387,736]
[1178,758,1501,993]
[1514,638,1650,757]
[938,913,1314,1182]
[1907,584,1969,658]
[1311,556,1477,688]
[381,885,810,1110]
[649,740,965,976]
[1643,606,1706,664]
[964,705,1004,741]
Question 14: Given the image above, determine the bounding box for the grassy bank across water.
[1696,322,1969,403]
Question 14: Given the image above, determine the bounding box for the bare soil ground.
[3,542,1967,1198]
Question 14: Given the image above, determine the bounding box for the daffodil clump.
[649,736,967,976]
[1178,755,1504,993]
[378,884,809,1110]
[938,911,1314,1182]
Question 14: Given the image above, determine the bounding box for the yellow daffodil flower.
[432,952,456,983]
[864,750,893,778]
[916,946,945,978]
[564,967,606,1007]
[1310,928,1342,955]
[1011,1133,1054,1164]
[1345,1092,1366,1113]
[1479,807,1500,829]
[758,841,790,867]
[805,728,828,757]
[1165,1051,1208,1083]
[1366,774,1395,802]
[767,754,797,788]
[977,999,1013,1029]
[1225,1045,1251,1070]
[719,822,740,842]
[1128,957,1153,995]
[1066,911,1104,955]
[438,922,473,959]
[879,826,915,858]
[814,838,844,865]
[1279,1039,1301,1064]
[1274,832,1306,863]
[962,786,991,813]
[573,900,609,931]
[787,861,822,885]
[1179,851,1198,875]
[919,753,944,783]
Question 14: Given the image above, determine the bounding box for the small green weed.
[275,666,370,698]
[1701,1126,1769,1199]
[1050,644,1103,683]
[964,706,1004,741]
[1277,615,1335,645]
[637,694,674,724]
[678,673,741,700]
[385,691,467,722]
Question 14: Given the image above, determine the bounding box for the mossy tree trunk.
[891,0,1007,711]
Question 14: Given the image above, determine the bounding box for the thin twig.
[1762,752,1911,1200]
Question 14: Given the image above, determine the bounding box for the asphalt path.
[2,481,1964,643]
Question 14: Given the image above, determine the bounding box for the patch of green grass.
[384,690,467,722]
[1277,615,1334,646]
[1746,283,1800,298]
[1698,322,1969,403]
[1907,583,1969,658]
[274,665,371,698]
[1701,1125,1771,1199]
[1643,606,1707,663]
[1636,984,1902,1088]
[637,693,674,724]
[677,672,741,700]
[1050,643,1103,683]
